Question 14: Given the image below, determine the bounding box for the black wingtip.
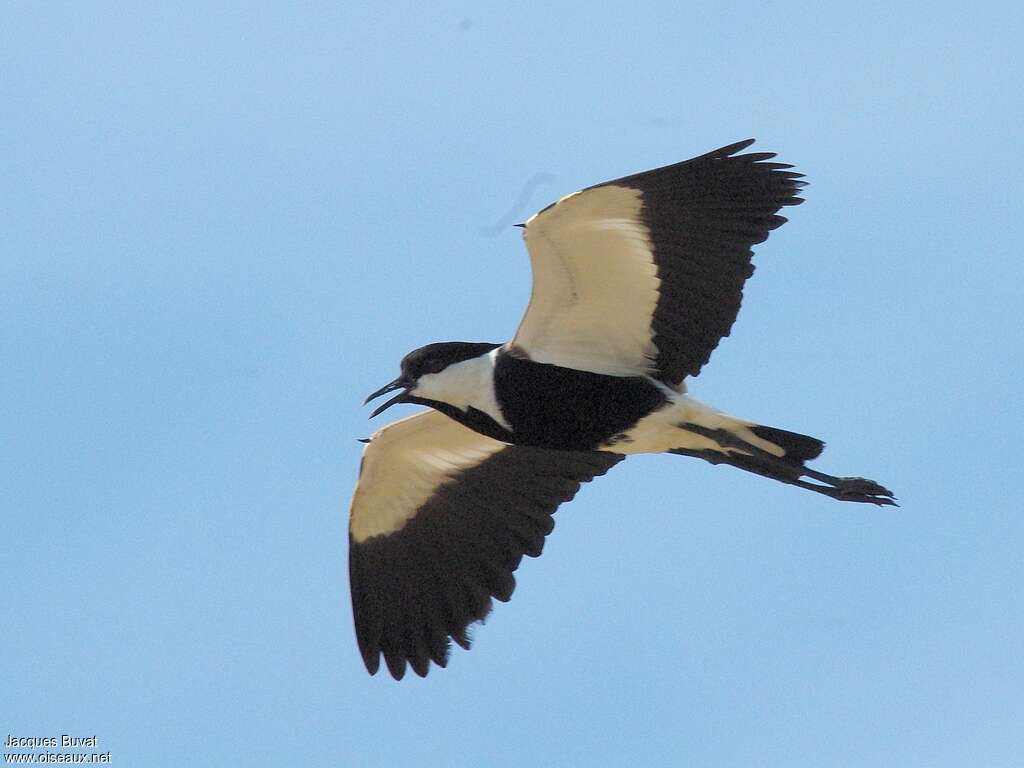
[709,138,756,158]
[362,647,381,676]
[357,437,372,444]
[513,222,526,228]
[385,655,407,680]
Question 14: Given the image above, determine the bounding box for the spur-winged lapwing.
[350,139,896,679]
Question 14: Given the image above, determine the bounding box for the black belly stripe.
[493,352,667,450]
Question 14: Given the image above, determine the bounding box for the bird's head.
[364,341,501,418]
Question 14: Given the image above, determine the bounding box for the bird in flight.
[350,139,896,679]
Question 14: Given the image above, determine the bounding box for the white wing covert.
[514,139,806,388]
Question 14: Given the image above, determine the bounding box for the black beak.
[364,377,411,418]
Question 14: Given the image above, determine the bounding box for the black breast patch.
[493,353,667,450]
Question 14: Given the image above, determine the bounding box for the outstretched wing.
[348,409,623,679]
[513,139,805,388]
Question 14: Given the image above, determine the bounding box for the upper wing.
[513,139,806,388]
[348,409,623,679]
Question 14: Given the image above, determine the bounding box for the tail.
[671,419,896,506]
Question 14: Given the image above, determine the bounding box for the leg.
[670,423,897,507]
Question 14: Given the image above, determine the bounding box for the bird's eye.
[423,358,444,374]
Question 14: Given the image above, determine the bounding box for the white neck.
[411,348,511,429]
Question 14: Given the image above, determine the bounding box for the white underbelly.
[597,394,784,457]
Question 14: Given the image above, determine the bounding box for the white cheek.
[411,371,448,401]
[409,358,511,431]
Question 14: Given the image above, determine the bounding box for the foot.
[800,469,898,506]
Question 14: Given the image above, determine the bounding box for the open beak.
[364,377,411,418]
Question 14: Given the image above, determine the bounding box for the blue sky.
[3,2,1022,766]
